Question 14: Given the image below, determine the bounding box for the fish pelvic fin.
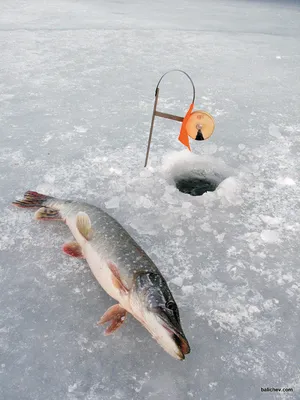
[108,261,129,295]
[76,212,93,240]
[97,304,127,335]
[35,207,62,221]
[63,241,84,258]
[12,191,51,208]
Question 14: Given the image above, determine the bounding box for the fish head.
[130,271,190,360]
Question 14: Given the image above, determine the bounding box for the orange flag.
[178,103,194,151]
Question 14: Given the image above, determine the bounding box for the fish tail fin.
[12,191,52,209]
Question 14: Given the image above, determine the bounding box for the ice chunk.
[105,196,120,209]
[268,123,282,138]
[259,215,282,226]
[74,126,87,133]
[260,230,280,243]
[201,223,212,232]
[170,277,183,287]
[136,196,153,209]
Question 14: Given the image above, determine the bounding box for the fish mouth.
[163,323,190,360]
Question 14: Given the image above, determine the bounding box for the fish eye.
[166,301,176,311]
[147,272,161,285]
[148,272,156,281]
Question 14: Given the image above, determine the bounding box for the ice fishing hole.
[174,175,220,196]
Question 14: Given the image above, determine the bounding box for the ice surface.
[1,0,300,399]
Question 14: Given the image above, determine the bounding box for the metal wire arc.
[155,69,196,103]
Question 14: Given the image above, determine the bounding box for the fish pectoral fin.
[35,207,62,221]
[108,261,129,294]
[76,211,93,240]
[97,304,127,335]
[63,242,85,258]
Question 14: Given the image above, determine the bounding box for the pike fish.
[13,191,190,360]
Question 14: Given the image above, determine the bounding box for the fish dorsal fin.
[35,207,62,221]
[76,211,93,240]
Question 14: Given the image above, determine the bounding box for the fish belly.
[84,243,121,302]
[66,216,123,304]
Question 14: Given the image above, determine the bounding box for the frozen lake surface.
[1,0,300,399]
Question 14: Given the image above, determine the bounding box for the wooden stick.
[144,88,160,167]
[155,111,183,122]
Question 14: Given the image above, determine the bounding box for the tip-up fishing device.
[144,69,215,167]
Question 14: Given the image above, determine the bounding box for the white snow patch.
[263,299,278,311]
[216,177,243,205]
[276,177,296,186]
[182,285,194,295]
[248,305,260,314]
[74,126,88,133]
[44,173,56,184]
[109,167,123,176]
[277,351,285,360]
[182,202,192,209]
[161,150,232,186]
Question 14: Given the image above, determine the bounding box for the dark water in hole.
[175,176,219,196]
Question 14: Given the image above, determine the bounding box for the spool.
[185,111,215,141]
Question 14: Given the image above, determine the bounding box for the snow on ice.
[0,0,300,399]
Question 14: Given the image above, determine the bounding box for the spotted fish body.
[13,191,190,360]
